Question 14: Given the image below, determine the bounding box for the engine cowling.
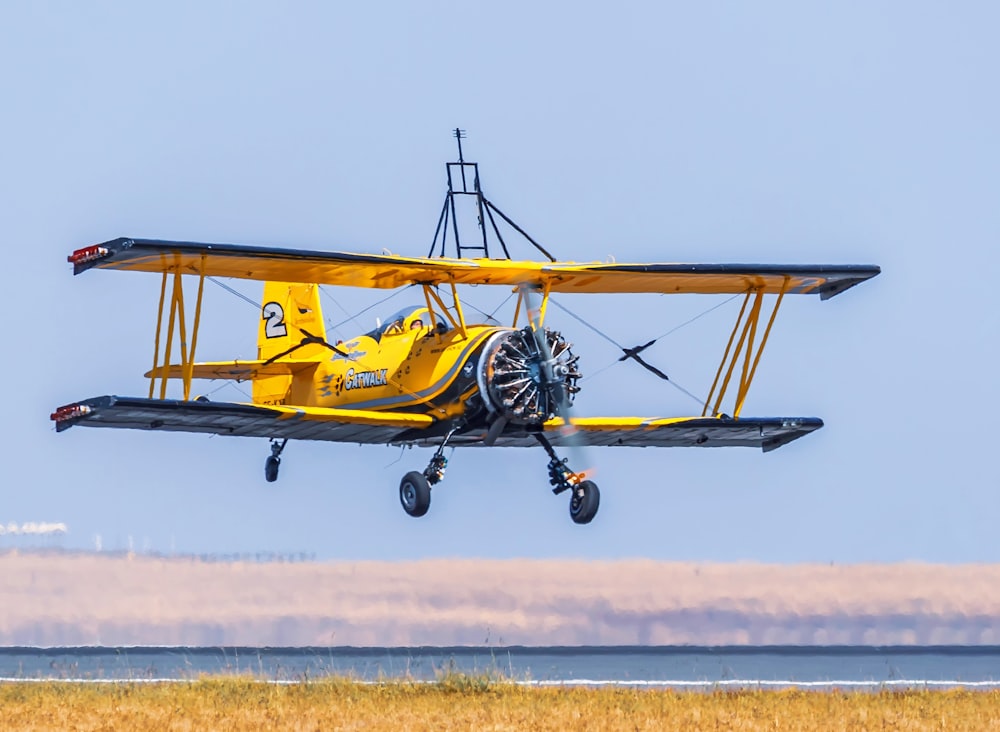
[476,327,581,425]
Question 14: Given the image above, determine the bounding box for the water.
[1,646,999,688]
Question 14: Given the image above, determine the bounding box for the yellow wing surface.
[71,238,880,298]
[143,360,320,381]
[52,396,821,452]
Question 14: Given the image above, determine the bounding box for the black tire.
[400,471,431,517]
[264,455,280,483]
[569,480,600,524]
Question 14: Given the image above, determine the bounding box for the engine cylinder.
[477,327,581,425]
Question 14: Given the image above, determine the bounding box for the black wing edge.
[576,416,826,452]
[595,263,881,300]
[51,395,270,433]
[755,417,825,452]
[68,237,404,276]
[401,416,825,451]
[816,269,881,300]
[71,238,880,301]
[49,395,414,444]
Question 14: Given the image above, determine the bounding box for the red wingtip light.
[50,403,92,422]
[68,245,110,265]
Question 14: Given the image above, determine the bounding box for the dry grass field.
[1,679,998,731]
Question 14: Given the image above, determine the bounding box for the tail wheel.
[400,471,431,518]
[265,438,287,483]
[569,480,600,524]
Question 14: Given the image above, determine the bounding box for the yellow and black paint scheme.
[143,280,526,436]
[249,281,501,423]
[55,237,878,452]
[53,236,877,524]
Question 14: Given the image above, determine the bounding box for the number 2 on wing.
[262,302,288,338]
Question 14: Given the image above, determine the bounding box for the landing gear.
[399,427,458,518]
[400,471,431,517]
[264,438,287,483]
[395,426,601,524]
[535,434,600,524]
[569,480,600,525]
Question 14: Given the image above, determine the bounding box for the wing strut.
[421,284,468,339]
[702,279,788,418]
[148,254,208,402]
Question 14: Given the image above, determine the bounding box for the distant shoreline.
[3,551,999,647]
[4,645,1000,654]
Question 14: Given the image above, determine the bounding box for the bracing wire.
[227,382,253,401]
[200,379,253,401]
[209,276,381,343]
[549,295,742,409]
[486,291,515,321]
[548,298,625,349]
[327,286,412,332]
[549,293,740,349]
[447,289,513,324]
[647,294,741,342]
[658,378,704,407]
[208,277,260,309]
[317,286,358,339]
[584,356,705,408]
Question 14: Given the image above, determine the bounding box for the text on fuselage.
[345,368,389,390]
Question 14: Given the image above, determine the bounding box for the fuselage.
[293,306,505,423]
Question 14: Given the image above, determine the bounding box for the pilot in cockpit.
[367,306,442,341]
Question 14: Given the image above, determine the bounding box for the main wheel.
[264,455,280,483]
[400,471,431,518]
[569,480,600,524]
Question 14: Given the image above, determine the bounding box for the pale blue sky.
[2,2,997,561]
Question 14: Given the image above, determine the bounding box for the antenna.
[453,128,469,193]
[429,130,556,262]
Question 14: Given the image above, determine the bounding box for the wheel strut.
[534,433,584,495]
[423,426,458,485]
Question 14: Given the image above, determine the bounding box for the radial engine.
[476,327,582,424]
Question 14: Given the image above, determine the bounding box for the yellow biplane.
[51,145,879,525]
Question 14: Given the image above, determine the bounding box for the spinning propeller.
[519,285,600,521]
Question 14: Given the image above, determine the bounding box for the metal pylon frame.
[428,128,556,262]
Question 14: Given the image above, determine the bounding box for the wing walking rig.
[53,133,879,525]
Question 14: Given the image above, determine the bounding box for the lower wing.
[52,397,821,452]
[412,416,823,452]
[51,395,433,444]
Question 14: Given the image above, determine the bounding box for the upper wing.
[51,395,434,443]
[71,238,879,299]
[420,416,823,452]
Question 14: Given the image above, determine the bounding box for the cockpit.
[366,306,444,341]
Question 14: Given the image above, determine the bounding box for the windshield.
[365,306,442,340]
